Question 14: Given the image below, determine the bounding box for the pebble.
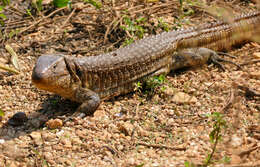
[30,131,43,146]
[46,119,63,129]
[8,112,28,126]
[171,92,198,104]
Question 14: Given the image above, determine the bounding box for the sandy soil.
[0,0,259,166]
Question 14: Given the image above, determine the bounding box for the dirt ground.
[0,0,259,166]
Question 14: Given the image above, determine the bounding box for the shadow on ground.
[0,96,79,140]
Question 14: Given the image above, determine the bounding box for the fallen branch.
[221,88,235,113]
[235,83,260,98]
[137,142,186,151]
[62,8,76,27]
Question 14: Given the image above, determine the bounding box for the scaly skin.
[32,11,260,115]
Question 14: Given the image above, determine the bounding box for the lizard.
[32,11,260,117]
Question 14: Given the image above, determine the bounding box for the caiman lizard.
[32,11,260,117]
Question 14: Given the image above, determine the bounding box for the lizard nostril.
[31,69,43,83]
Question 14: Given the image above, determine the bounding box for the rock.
[30,131,43,146]
[171,92,198,104]
[60,138,72,149]
[231,135,243,147]
[164,86,176,96]
[94,109,107,119]
[249,72,260,80]
[253,52,260,59]
[118,122,134,136]
[29,114,48,128]
[46,119,63,129]
[8,112,28,126]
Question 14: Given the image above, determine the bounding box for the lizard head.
[32,54,72,97]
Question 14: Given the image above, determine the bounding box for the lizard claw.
[64,112,86,123]
[210,52,242,71]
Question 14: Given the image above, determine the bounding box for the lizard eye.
[53,64,57,69]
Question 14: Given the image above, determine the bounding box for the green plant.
[184,161,196,167]
[32,0,43,12]
[53,0,71,8]
[120,16,147,45]
[84,0,102,9]
[157,18,170,32]
[204,112,227,166]
[0,6,6,26]
[138,75,167,97]
[0,0,9,26]
[0,109,4,117]
[145,74,166,92]
[0,0,10,6]
[32,148,50,167]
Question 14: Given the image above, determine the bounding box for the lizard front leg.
[64,87,100,122]
[172,47,241,71]
[64,57,100,120]
[74,87,100,115]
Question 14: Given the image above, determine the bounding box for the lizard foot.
[210,51,242,71]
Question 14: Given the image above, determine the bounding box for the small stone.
[46,119,63,129]
[231,135,243,147]
[172,92,198,104]
[230,154,242,164]
[164,86,176,96]
[30,131,43,146]
[42,132,57,141]
[43,152,53,162]
[60,138,72,148]
[8,112,28,126]
[138,128,150,137]
[93,109,107,118]
[253,52,260,59]
[118,122,134,136]
[117,144,124,151]
[155,137,164,143]
[249,72,260,80]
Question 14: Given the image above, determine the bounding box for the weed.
[84,0,102,9]
[184,161,196,167]
[204,112,227,166]
[32,0,43,12]
[0,0,8,26]
[32,148,50,167]
[0,108,4,117]
[120,16,148,46]
[134,74,167,99]
[157,18,170,32]
[0,0,10,6]
[0,6,6,26]
[184,112,227,166]
[145,74,166,94]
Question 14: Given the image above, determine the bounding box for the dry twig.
[0,63,20,74]
[221,88,235,113]
[17,7,67,36]
[137,142,186,151]
[233,82,260,98]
